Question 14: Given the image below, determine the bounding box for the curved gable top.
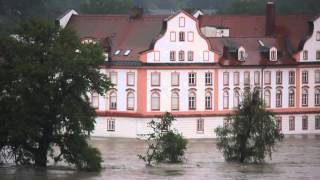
[141,10,215,63]
[298,16,320,51]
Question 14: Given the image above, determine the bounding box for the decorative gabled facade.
[58,2,320,138]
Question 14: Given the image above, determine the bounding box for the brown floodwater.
[1,135,320,180]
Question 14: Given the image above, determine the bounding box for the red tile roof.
[66,13,316,66]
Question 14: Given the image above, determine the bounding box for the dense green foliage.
[138,112,188,166]
[0,18,111,171]
[215,90,283,163]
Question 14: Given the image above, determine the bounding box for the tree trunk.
[34,148,48,167]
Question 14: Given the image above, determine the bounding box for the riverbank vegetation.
[0,18,111,171]
[215,90,283,163]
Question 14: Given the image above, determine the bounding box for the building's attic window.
[238,46,247,61]
[114,50,121,55]
[82,39,96,44]
[270,47,277,61]
[124,50,131,56]
[258,40,265,47]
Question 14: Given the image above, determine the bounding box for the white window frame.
[188,72,196,86]
[107,119,115,132]
[189,92,196,110]
[205,72,212,86]
[302,71,308,84]
[171,92,179,111]
[187,51,194,61]
[151,72,160,86]
[127,72,135,86]
[205,92,212,110]
[197,118,204,133]
[289,71,295,84]
[151,92,160,111]
[302,88,308,107]
[171,72,179,86]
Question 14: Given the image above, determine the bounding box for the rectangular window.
[303,50,308,60]
[171,72,179,86]
[179,32,185,42]
[276,71,282,84]
[170,32,176,42]
[276,117,282,131]
[197,119,204,133]
[110,72,117,85]
[203,51,209,61]
[179,51,185,61]
[179,17,185,27]
[302,116,308,130]
[91,92,99,109]
[254,71,260,85]
[264,71,271,85]
[317,31,320,41]
[187,51,194,61]
[107,119,115,131]
[244,72,250,85]
[234,72,239,86]
[205,72,212,86]
[154,51,160,62]
[302,71,308,84]
[289,116,295,131]
[127,72,135,86]
[170,51,176,61]
[151,72,160,86]
[289,71,295,84]
[317,51,320,60]
[315,70,320,83]
[188,73,196,86]
[315,115,320,130]
[188,31,194,42]
[189,94,196,110]
[223,72,229,86]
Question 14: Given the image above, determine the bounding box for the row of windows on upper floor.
[107,70,320,88]
[222,70,320,86]
[169,31,194,42]
[222,87,320,109]
[91,85,320,112]
[302,50,320,60]
[151,72,213,86]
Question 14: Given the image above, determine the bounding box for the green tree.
[0,18,111,171]
[138,112,188,166]
[215,90,283,163]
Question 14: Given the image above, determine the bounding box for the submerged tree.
[215,90,283,163]
[138,112,187,166]
[0,18,111,171]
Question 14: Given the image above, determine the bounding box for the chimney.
[266,1,276,36]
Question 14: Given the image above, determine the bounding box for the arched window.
[315,88,320,106]
[302,88,308,106]
[233,90,240,108]
[127,92,135,110]
[223,90,229,109]
[264,90,271,108]
[288,89,295,107]
[205,92,212,110]
[171,92,179,110]
[189,92,196,110]
[276,89,282,107]
[270,47,277,61]
[238,46,246,61]
[109,92,117,110]
[151,92,160,110]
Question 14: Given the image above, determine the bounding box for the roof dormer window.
[270,47,277,61]
[114,50,121,55]
[238,46,246,61]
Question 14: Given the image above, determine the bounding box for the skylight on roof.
[114,50,121,55]
[124,50,131,56]
[258,40,265,47]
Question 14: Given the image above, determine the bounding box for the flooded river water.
[1,135,320,180]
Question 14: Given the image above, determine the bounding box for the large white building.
[57,2,320,138]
